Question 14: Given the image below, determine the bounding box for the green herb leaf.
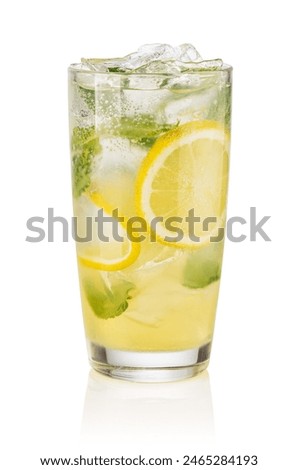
[84,277,135,319]
[183,243,223,289]
[71,126,101,198]
[115,115,179,147]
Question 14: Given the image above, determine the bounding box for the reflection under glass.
[81,370,214,444]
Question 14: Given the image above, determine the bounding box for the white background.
[1,0,297,468]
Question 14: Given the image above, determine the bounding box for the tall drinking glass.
[68,51,232,382]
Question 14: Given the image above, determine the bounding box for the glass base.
[87,341,211,383]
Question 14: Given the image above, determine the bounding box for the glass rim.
[68,63,233,77]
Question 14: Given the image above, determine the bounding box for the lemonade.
[68,44,232,381]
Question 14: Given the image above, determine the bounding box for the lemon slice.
[136,121,230,248]
[75,193,140,271]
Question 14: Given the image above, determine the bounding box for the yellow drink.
[69,44,232,381]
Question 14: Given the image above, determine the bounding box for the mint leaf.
[116,115,179,147]
[183,243,223,289]
[84,277,135,319]
[71,126,101,198]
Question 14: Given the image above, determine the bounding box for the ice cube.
[163,86,218,124]
[112,44,177,72]
[134,60,182,74]
[93,137,146,174]
[81,58,109,72]
[138,43,177,61]
[79,44,224,74]
[182,59,224,71]
[176,43,202,62]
